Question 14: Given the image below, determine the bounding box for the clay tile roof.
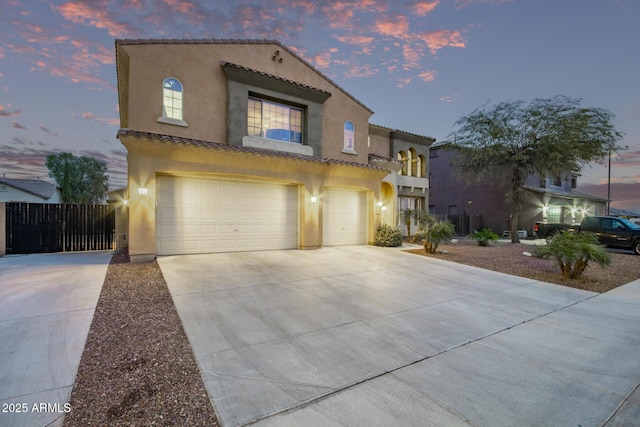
[220,61,331,97]
[117,129,387,171]
[369,123,436,142]
[369,153,401,163]
[115,38,373,114]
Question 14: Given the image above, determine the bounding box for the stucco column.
[300,185,321,249]
[128,175,157,262]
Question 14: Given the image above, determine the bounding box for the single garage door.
[156,176,298,255]
[323,188,367,246]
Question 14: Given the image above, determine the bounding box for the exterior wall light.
[123,199,129,206]
[381,206,387,211]
[138,187,148,197]
[377,201,383,207]
[310,196,318,204]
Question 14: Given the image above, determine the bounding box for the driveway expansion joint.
[239,289,599,426]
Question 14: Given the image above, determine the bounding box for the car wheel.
[634,240,640,256]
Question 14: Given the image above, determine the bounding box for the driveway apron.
[0,251,112,427]
[158,246,640,427]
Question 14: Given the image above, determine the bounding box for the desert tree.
[447,96,623,242]
[46,152,109,204]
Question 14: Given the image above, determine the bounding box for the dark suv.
[580,216,640,255]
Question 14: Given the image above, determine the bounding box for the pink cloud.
[81,111,119,126]
[419,70,437,82]
[312,51,333,69]
[454,0,513,8]
[345,63,378,78]
[579,182,640,212]
[56,2,135,37]
[418,29,466,54]
[439,94,461,103]
[612,149,640,168]
[0,104,21,117]
[335,35,375,46]
[375,15,410,39]
[162,0,194,14]
[397,76,414,88]
[413,1,440,16]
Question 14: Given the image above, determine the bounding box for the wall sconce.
[138,187,148,197]
[377,201,383,208]
[310,196,318,204]
[123,199,129,206]
[381,206,387,211]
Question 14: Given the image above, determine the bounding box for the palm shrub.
[414,213,455,253]
[535,231,611,279]
[469,228,500,246]
[374,224,403,247]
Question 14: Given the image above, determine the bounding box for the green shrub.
[469,228,500,246]
[374,224,403,247]
[423,221,455,253]
[535,231,611,279]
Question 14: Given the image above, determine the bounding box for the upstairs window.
[343,121,355,153]
[398,151,407,175]
[158,77,187,127]
[248,97,302,143]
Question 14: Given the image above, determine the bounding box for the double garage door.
[156,176,298,255]
[156,176,368,255]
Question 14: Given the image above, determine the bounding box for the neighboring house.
[368,124,434,235]
[116,38,430,261]
[429,144,608,236]
[0,177,62,203]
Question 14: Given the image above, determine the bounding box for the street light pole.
[607,150,611,216]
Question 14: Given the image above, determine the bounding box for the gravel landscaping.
[406,239,640,293]
[63,251,219,427]
[63,242,638,425]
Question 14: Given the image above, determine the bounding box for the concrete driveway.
[158,246,640,427]
[0,251,112,427]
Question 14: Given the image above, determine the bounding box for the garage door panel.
[157,176,298,255]
[323,188,367,246]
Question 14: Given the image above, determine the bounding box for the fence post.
[0,202,5,257]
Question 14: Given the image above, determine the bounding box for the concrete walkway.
[158,245,640,427]
[0,251,112,427]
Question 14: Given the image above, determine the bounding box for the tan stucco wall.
[122,137,389,260]
[118,42,373,164]
[107,188,130,251]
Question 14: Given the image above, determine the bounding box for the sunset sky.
[1,0,639,211]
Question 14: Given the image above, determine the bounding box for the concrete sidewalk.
[0,251,112,427]
[159,246,640,427]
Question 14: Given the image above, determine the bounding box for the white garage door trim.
[156,176,298,255]
[323,188,368,246]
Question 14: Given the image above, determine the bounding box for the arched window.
[163,77,183,120]
[419,154,426,178]
[157,77,189,127]
[398,151,407,175]
[407,149,413,177]
[343,121,355,152]
[410,148,417,177]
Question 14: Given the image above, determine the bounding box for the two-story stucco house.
[429,143,608,237]
[116,38,433,261]
[368,125,434,235]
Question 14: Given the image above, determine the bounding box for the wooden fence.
[5,202,115,254]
